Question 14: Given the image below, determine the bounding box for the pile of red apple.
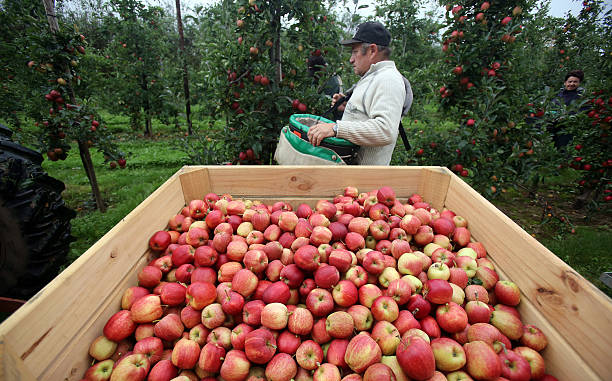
[83,186,558,381]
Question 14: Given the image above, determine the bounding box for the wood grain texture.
[443,173,612,381]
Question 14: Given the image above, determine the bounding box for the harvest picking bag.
[274,114,360,165]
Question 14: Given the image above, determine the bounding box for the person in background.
[307,21,413,165]
[307,55,342,98]
[556,69,585,107]
[549,69,585,148]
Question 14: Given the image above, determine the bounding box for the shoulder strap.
[398,121,411,151]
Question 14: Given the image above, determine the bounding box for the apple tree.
[0,0,125,212]
[185,0,347,164]
[102,0,178,136]
[407,0,561,195]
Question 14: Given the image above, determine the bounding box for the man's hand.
[308,122,336,147]
[332,93,347,113]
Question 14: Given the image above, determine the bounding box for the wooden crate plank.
[179,166,212,203]
[0,171,186,380]
[181,165,430,202]
[418,167,452,211]
[0,341,37,381]
[487,256,602,380]
[443,174,612,380]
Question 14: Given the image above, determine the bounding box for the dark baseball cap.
[340,21,391,46]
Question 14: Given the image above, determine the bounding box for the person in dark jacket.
[549,70,585,148]
[307,55,342,98]
[556,70,585,106]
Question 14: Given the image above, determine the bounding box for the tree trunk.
[42,0,106,212]
[141,73,152,137]
[271,0,282,85]
[175,0,192,135]
[77,140,106,212]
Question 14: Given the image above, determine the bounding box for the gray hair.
[359,42,391,58]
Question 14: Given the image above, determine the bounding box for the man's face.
[564,76,581,91]
[349,43,374,77]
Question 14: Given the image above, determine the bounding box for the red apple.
[345,265,368,288]
[326,338,350,368]
[112,353,150,381]
[160,282,186,307]
[220,349,251,381]
[494,280,521,306]
[84,358,114,381]
[137,266,162,289]
[201,303,225,329]
[266,352,298,381]
[186,281,217,310]
[499,349,531,381]
[325,311,354,339]
[463,340,502,380]
[413,225,434,246]
[242,299,265,326]
[147,359,178,381]
[189,324,209,346]
[371,320,401,355]
[513,346,546,380]
[423,279,453,305]
[344,333,382,374]
[179,305,201,329]
[149,230,171,252]
[436,302,468,333]
[371,295,400,322]
[397,252,422,276]
[490,308,523,341]
[288,307,314,336]
[520,324,547,351]
[419,315,441,339]
[198,342,225,373]
[154,313,184,342]
[133,336,164,366]
[465,300,492,324]
[347,304,374,332]
[296,340,324,370]
[431,337,466,372]
[315,264,340,289]
[306,288,335,317]
[130,294,163,324]
[245,328,277,364]
[406,294,431,319]
[261,302,289,330]
[396,335,435,380]
[313,363,341,381]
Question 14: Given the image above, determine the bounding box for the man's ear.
[369,44,378,55]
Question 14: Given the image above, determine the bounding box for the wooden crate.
[1,166,610,380]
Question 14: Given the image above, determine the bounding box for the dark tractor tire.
[0,124,75,300]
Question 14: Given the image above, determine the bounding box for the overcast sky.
[166,0,598,18]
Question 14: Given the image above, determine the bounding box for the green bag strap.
[282,127,344,164]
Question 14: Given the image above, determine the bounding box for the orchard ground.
[22,112,610,300]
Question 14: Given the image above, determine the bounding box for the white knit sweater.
[336,60,406,165]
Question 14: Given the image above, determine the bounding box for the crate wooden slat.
[0,165,610,381]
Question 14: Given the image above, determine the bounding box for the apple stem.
[501,342,508,354]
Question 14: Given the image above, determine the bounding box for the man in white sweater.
[307,22,412,165]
